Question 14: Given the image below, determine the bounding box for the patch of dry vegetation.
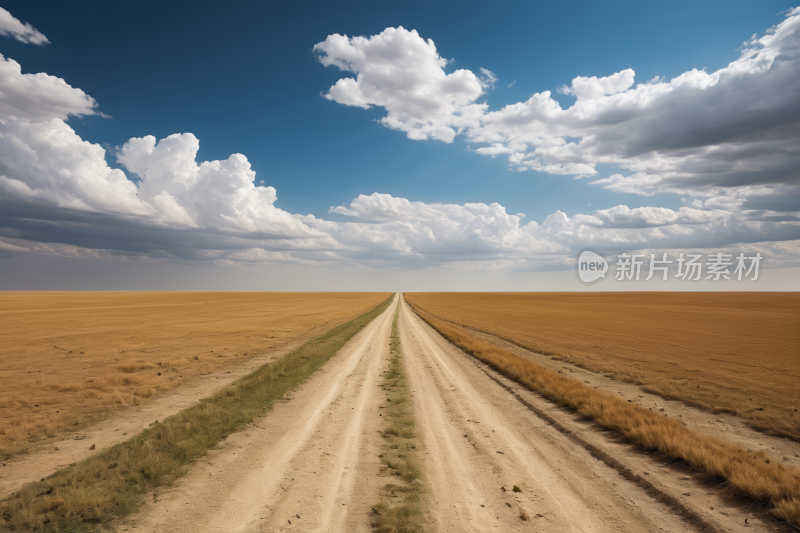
[405,292,800,441]
[0,291,390,460]
[406,297,800,526]
[0,294,395,532]
[373,304,422,533]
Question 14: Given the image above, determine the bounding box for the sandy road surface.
[119,294,790,532]
[399,297,693,533]
[400,297,790,533]
[121,295,396,532]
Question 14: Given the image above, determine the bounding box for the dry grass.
[406,298,800,526]
[0,291,390,460]
[372,305,422,533]
[405,292,800,441]
[0,294,395,532]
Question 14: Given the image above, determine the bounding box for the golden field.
[0,291,390,459]
[405,292,800,440]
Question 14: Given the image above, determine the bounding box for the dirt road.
[118,295,790,532]
[121,295,396,532]
[399,297,692,533]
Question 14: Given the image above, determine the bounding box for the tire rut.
[398,295,786,532]
[118,296,396,533]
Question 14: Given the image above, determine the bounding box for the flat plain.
[115,295,793,532]
[0,291,389,459]
[405,292,800,440]
[3,293,796,532]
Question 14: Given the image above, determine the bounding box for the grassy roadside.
[372,303,423,533]
[405,297,800,526]
[404,292,800,443]
[0,294,395,533]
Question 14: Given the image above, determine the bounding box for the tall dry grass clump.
[0,295,395,532]
[406,298,800,526]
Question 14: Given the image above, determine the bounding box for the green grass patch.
[0,294,395,533]
[372,303,422,533]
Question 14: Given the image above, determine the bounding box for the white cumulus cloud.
[0,54,96,121]
[314,27,487,142]
[0,7,48,45]
[117,134,313,236]
[557,69,635,99]
[317,11,800,208]
[1,16,799,273]
[0,53,334,260]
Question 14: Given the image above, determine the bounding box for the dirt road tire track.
[398,296,701,532]
[118,292,789,533]
[119,295,397,533]
[401,296,793,533]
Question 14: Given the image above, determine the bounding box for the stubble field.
[0,291,390,459]
[405,292,800,440]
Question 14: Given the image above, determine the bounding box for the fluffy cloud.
[116,134,315,237]
[314,27,488,142]
[583,205,724,228]
[557,69,635,99]
[0,7,48,45]
[0,54,96,121]
[0,117,147,218]
[535,205,800,256]
[324,193,800,267]
[0,49,334,261]
[325,193,565,262]
[318,10,800,203]
[1,8,798,274]
[0,117,321,241]
[0,52,137,222]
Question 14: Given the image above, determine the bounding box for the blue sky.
[1,1,799,289]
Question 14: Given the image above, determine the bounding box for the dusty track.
[399,297,791,533]
[117,295,791,532]
[400,297,693,532]
[120,295,396,532]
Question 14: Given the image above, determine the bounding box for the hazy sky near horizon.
[1,1,799,290]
